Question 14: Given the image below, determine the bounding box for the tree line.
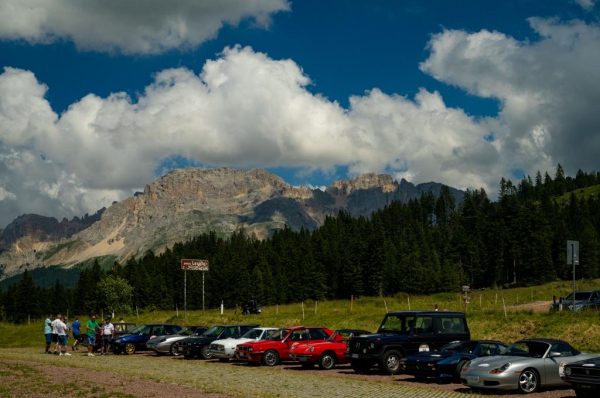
[1,165,599,322]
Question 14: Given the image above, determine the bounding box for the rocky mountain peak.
[329,173,397,195]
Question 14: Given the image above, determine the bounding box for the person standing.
[44,315,53,354]
[101,318,115,355]
[51,314,61,354]
[56,316,71,356]
[85,315,100,357]
[71,317,81,351]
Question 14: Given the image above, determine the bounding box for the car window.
[478,343,501,356]
[551,342,578,357]
[505,341,549,358]
[290,329,310,341]
[202,326,225,338]
[309,329,329,340]
[379,314,408,334]
[221,327,238,338]
[266,329,286,340]
[164,325,179,335]
[414,317,434,334]
[438,318,466,334]
[242,328,263,339]
[152,326,165,336]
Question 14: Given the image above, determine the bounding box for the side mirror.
[549,352,562,358]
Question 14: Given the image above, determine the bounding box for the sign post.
[567,240,579,311]
[181,259,209,316]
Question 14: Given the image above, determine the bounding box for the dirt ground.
[0,350,579,398]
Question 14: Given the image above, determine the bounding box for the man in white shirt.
[54,315,71,356]
[102,318,115,355]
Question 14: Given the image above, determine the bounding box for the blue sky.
[0,0,599,226]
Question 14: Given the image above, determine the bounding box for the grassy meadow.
[2,278,600,352]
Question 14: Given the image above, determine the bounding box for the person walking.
[44,315,53,354]
[71,317,81,351]
[101,317,115,355]
[85,315,100,357]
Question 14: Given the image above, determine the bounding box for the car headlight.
[564,366,572,377]
[369,342,376,350]
[489,362,511,374]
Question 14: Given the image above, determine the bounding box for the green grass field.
[3,278,600,352]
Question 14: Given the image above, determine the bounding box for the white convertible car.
[208,327,279,361]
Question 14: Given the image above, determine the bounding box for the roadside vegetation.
[3,278,600,352]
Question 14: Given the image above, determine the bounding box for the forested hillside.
[2,166,599,322]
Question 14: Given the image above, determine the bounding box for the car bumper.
[236,350,263,363]
[289,354,316,363]
[461,372,519,390]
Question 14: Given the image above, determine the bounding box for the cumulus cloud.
[0,46,496,226]
[421,18,600,182]
[575,0,596,11]
[0,0,289,54]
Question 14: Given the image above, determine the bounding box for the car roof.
[212,324,260,328]
[515,338,568,345]
[385,311,466,316]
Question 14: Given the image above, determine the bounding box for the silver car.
[461,338,597,393]
[146,326,208,355]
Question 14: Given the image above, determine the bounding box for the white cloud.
[0,0,289,54]
[575,0,596,11]
[421,18,600,183]
[0,46,495,226]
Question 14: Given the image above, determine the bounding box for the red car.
[289,329,370,369]
[235,326,333,366]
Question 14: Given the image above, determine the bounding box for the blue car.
[112,323,183,355]
[400,340,507,381]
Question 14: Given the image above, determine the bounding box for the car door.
[544,342,577,385]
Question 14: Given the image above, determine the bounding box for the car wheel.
[124,343,136,355]
[262,350,280,366]
[455,360,468,380]
[575,388,595,398]
[319,352,336,370]
[200,345,212,360]
[170,342,181,356]
[381,350,402,375]
[518,369,539,393]
[351,359,370,373]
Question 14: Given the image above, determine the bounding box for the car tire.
[200,345,212,360]
[262,350,280,366]
[518,368,540,393]
[575,388,595,398]
[455,360,468,380]
[124,343,136,355]
[351,359,371,373]
[381,350,402,375]
[170,342,181,356]
[319,352,336,370]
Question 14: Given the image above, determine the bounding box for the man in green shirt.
[85,315,99,357]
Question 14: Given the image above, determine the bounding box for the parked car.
[84,321,136,352]
[347,311,470,374]
[461,338,597,393]
[208,327,279,361]
[146,326,208,355]
[236,326,333,366]
[178,324,259,359]
[561,356,600,397]
[289,329,370,369]
[401,340,508,381]
[112,323,183,355]
[551,290,600,311]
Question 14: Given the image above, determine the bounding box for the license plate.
[298,357,309,362]
[467,376,480,384]
[351,354,359,358]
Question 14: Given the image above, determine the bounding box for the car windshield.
[565,292,592,301]
[178,328,197,336]
[241,328,265,340]
[378,314,409,334]
[128,324,147,334]
[440,341,477,353]
[265,329,287,340]
[503,341,549,358]
[202,326,224,338]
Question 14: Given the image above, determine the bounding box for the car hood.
[115,333,144,342]
[211,337,252,347]
[181,336,215,344]
[406,351,456,362]
[148,335,186,345]
[568,356,600,367]
[239,340,281,350]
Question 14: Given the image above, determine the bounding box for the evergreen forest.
[2,165,600,322]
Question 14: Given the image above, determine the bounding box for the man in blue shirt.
[71,317,81,351]
[44,315,53,353]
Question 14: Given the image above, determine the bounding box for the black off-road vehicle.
[347,311,470,374]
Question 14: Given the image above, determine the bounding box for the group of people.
[43,314,116,357]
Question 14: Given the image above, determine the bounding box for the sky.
[0,0,600,228]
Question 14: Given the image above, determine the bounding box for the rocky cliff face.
[0,167,463,280]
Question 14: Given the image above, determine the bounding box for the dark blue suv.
[112,323,183,355]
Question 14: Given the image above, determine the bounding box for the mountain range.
[0,167,463,281]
